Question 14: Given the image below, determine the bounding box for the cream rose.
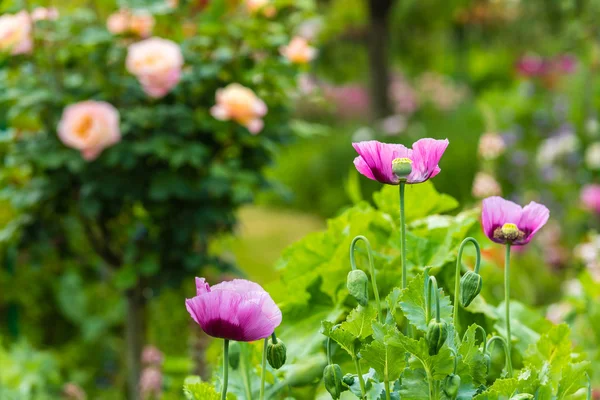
[107,10,130,35]
[126,37,183,98]
[0,11,33,55]
[57,101,121,161]
[210,84,267,134]
[280,37,317,64]
[107,9,154,37]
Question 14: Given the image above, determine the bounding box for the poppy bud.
[392,157,413,180]
[347,270,369,306]
[443,374,461,399]
[267,338,287,369]
[426,320,448,356]
[323,364,343,399]
[228,341,240,369]
[460,270,483,307]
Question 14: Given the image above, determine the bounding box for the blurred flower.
[353,138,449,185]
[210,83,268,134]
[31,7,59,21]
[0,11,33,55]
[63,383,86,400]
[581,184,600,213]
[141,345,164,366]
[516,53,546,77]
[280,37,317,65]
[478,132,505,160]
[139,367,162,400]
[481,196,549,245]
[536,132,579,166]
[416,72,467,111]
[563,279,583,298]
[166,0,179,8]
[246,0,276,17]
[586,118,599,136]
[379,115,407,136]
[107,9,154,37]
[186,278,282,341]
[57,101,121,161]
[546,302,572,324]
[352,127,374,143]
[324,84,370,120]
[297,74,317,95]
[585,142,600,170]
[126,37,183,98]
[296,18,323,41]
[554,54,577,74]
[472,172,502,198]
[390,75,419,115]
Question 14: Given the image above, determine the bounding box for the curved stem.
[271,332,278,344]
[486,336,513,377]
[350,235,383,323]
[399,182,407,290]
[260,338,268,400]
[454,237,482,332]
[240,343,253,400]
[354,355,367,399]
[426,276,441,323]
[504,243,513,369]
[221,339,230,400]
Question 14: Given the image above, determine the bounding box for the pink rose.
[31,7,59,21]
[129,12,154,38]
[210,84,267,134]
[57,101,121,161]
[280,37,317,64]
[581,184,600,213]
[126,37,183,98]
[0,11,33,55]
[107,10,130,35]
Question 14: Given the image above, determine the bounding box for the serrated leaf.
[360,322,406,383]
[320,321,357,357]
[556,361,590,399]
[399,273,453,332]
[342,305,377,340]
[458,324,488,386]
[183,376,224,400]
[399,367,430,400]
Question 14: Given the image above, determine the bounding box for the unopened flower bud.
[443,374,461,399]
[347,270,369,306]
[460,270,483,307]
[229,341,240,369]
[323,364,343,399]
[392,157,413,180]
[426,320,448,356]
[267,338,287,369]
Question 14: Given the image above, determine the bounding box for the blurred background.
[1,0,600,398]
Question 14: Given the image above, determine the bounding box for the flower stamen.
[493,223,525,242]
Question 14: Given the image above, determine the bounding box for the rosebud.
[426,320,448,356]
[229,341,240,370]
[392,157,413,180]
[267,338,287,369]
[443,374,461,399]
[347,270,369,306]
[323,364,343,399]
[460,271,483,307]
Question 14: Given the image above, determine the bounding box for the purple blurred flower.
[141,346,163,367]
[353,138,449,185]
[554,54,577,74]
[186,278,282,342]
[139,367,162,400]
[581,184,600,213]
[482,196,549,246]
[516,54,547,77]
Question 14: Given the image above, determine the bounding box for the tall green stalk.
[221,339,230,400]
[487,336,513,377]
[504,243,512,367]
[354,343,367,399]
[259,338,268,400]
[399,183,407,289]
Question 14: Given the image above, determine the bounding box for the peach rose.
[246,0,276,17]
[129,12,154,38]
[107,10,130,35]
[210,84,267,134]
[0,11,33,55]
[126,37,183,98]
[280,37,317,64]
[31,7,59,21]
[57,101,121,161]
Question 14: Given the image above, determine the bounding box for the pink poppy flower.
[581,184,600,213]
[185,278,282,342]
[352,138,449,184]
[482,196,549,246]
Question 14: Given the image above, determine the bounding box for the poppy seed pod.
[346,270,369,306]
[323,364,343,399]
[392,157,413,180]
[460,270,483,307]
[266,338,287,369]
[443,374,461,399]
[426,320,448,356]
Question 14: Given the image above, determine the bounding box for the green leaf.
[320,321,358,357]
[341,304,377,340]
[183,376,225,400]
[399,273,453,332]
[399,367,431,400]
[556,361,590,399]
[458,324,488,386]
[360,322,406,383]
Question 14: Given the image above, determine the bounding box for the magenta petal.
[195,277,211,296]
[409,138,449,183]
[517,202,549,245]
[211,279,266,294]
[352,141,410,184]
[481,196,523,243]
[353,156,376,181]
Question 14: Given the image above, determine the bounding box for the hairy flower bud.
[347,270,369,306]
[392,157,413,180]
[323,364,343,399]
[460,271,483,307]
[443,374,461,399]
[426,320,448,356]
[267,338,287,369]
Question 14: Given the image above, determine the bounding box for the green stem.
[449,348,458,374]
[426,368,434,400]
[240,343,253,400]
[454,237,481,333]
[384,379,391,400]
[222,340,229,400]
[487,336,513,377]
[426,276,441,323]
[350,236,384,323]
[326,337,333,365]
[354,350,367,399]
[399,182,407,289]
[260,338,268,400]
[504,243,513,368]
[271,332,278,344]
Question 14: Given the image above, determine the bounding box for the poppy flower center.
[392,157,413,180]
[493,223,525,242]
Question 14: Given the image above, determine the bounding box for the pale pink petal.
[353,156,376,181]
[211,279,266,294]
[517,202,549,245]
[246,119,264,134]
[409,138,449,183]
[195,277,211,296]
[210,105,230,121]
[253,100,268,116]
[81,147,103,161]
